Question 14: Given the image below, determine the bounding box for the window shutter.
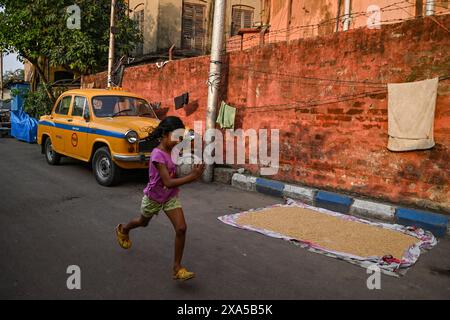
[133,10,144,56]
[182,3,205,52]
[243,10,253,28]
[182,4,194,49]
[194,5,204,51]
[140,10,144,30]
[231,8,254,36]
[232,9,242,36]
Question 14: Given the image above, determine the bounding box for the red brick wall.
[83,15,450,213]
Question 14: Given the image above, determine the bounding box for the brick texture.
[83,15,450,213]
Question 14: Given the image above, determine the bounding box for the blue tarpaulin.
[9,83,30,111]
[10,110,38,143]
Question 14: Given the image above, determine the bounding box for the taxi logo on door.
[71,133,78,147]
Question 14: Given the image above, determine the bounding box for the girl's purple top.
[143,148,179,203]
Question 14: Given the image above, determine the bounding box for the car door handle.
[67,119,73,122]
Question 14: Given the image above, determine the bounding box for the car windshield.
[91,96,157,118]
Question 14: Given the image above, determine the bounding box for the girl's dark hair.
[147,116,185,143]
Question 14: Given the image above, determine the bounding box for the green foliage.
[0,0,141,75]
[22,84,54,119]
[10,88,25,98]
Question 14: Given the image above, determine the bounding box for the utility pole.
[343,0,351,31]
[425,0,435,16]
[0,50,3,101]
[203,0,226,182]
[107,0,117,88]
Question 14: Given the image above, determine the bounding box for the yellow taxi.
[38,88,168,186]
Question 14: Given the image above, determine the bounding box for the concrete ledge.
[396,208,449,238]
[315,191,353,214]
[350,199,396,221]
[214,168,236,185]
[283,184,316,205]
[231,173,257,192]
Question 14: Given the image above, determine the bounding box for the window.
[91,96,157,118]
[72,96,87,117]
[55,96,72,115]
[133,9,144,56]
[182,3,205,52]
[54,71,74,82]
[231,6,254,36]
[84,103,90,119]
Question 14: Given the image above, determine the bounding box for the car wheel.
[45,137,61,165]
[92,146,121,186]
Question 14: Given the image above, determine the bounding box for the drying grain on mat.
[236,207,419,259]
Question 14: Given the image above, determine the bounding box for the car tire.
[44,137,61,165]
[92,146,121,186]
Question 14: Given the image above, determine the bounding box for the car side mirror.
[83,113,90,122]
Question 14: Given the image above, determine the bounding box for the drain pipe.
[169,44,175,61]
[425,0,435,16]
[203,0,226,182]
[260,25,269,47]
[336,0,342,32]
[343,0,351,31]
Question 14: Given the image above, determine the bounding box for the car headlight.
[125,130,138,144]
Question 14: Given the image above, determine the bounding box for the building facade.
[227,0,450,51]
[23,58,76,90]
[127,0,262,56]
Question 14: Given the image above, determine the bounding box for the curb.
[315,191,353,214]
[231,173,256,192]
[350,199,396,221]
[396,208,448,238]
[231,173,449,238]
[255,178,284,197]
[283,184,316,205]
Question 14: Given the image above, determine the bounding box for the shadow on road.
[60,156,148,185]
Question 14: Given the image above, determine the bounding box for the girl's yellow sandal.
[173,268,195,281]
[116,224,132,249]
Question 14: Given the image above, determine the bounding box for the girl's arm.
[156,163,204,188]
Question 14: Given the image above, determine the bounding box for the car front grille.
[138,139,158,153]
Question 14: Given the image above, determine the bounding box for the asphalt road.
[1,138,449,300]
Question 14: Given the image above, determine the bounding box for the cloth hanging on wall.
[387,77,438,151]
[174,92,189,110]
[216,101,236,129]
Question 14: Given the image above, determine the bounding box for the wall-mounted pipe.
[260,25,269,47]
[336,0,342,32]
[169,44,175,61]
